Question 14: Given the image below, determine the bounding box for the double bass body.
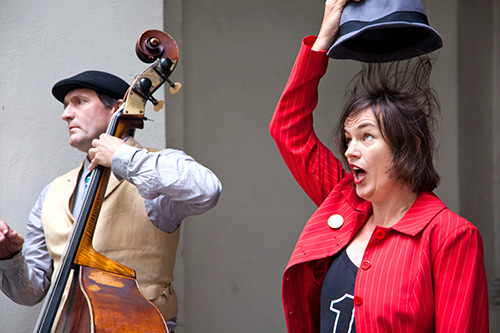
[55,266,167,332]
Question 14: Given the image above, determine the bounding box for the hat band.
[339,11,429,37]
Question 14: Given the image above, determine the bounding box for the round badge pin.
[327,214,344,229]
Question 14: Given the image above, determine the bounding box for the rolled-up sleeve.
[0,185,53,305]
[112,144,222,233]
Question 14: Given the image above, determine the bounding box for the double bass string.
[32,111,122,333]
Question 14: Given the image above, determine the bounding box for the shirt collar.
[391,192,446,236]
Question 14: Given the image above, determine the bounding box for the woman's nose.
[344,141,360,160]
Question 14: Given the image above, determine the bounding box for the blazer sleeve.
[432,218,489,332]
[269,36,346,207]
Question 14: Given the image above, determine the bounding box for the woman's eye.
[364,134,373,141]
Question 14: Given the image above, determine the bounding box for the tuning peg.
[159,57,173,74]
[170,82,182,95]
[137,78,152,94]
[153,100,165,112]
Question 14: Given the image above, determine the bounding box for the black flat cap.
[52,70,129,103]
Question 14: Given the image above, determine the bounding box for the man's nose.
[61,105,74,121]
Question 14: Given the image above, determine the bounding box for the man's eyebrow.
[63,95,79,107]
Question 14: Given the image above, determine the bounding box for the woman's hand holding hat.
[312,0,360,52]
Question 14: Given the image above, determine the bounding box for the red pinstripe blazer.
[270,36,489,333]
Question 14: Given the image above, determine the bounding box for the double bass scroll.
[124,29,181,116]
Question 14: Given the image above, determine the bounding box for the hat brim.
[51,70,129,103]
[52,81,123,103]
[327,22,443,62]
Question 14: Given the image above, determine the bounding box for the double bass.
[33,29,181,332]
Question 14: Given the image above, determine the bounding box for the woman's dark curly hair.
[335,56,441,193]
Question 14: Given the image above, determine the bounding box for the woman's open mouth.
[351,165,367,184]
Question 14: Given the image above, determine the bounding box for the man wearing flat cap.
[0,70,222,331]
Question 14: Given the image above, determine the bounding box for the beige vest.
[41,140,180,320]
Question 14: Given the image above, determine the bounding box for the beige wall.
[0,1,166,331]
[0,0,497,332]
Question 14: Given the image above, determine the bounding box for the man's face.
[61,88,115,153]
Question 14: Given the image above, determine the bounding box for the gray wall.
[0,0,498,332]
[457,1,500,331]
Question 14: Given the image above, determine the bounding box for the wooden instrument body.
[55,266,167,332]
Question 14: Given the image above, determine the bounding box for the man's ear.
[114,99,124,110]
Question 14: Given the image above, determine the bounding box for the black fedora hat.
[52,70,129,103]
[327,0,443,62]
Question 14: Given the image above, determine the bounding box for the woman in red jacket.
[269,0,489,332]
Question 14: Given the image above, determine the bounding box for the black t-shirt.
[320,248,358,333]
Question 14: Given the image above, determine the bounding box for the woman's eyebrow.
[345,121,377,134]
